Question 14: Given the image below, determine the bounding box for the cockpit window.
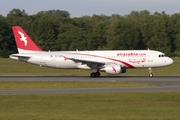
[158,54,167,57]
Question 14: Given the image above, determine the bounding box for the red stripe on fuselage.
[61,52,135,68]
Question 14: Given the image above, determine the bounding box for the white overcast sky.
[0,0,180,18]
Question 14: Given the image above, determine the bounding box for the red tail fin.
[12,26,43,53]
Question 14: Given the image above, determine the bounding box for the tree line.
[0,9,180,58]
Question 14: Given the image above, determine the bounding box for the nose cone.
[167,57,173,66]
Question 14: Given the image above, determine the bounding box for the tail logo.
[18,31,27,46]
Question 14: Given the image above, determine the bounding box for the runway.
[0,76,180,94]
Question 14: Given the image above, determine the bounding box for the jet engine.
[104,65,122,74]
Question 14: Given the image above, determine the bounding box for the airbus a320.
[10,26,173,77]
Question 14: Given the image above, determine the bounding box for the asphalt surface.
[0,76,180,94]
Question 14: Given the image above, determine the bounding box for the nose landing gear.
[149,68,153,77]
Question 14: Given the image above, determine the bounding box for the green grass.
[1,92,180,120]
[0,58,180,76]
[0,82,154,90]
[0,58,179,120]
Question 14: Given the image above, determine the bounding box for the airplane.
[9,26,173,77]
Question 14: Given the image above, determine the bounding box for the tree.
[30,14,58,51]
[36,10,70,18]
[92,21,108,50]
[6,9,28,26]
[0,20,16,57]
[147,12,173,56]
[107,19,142,50]
[173,13,180,56]
[1,9,180,57]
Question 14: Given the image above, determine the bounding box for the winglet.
[12,26,43,53]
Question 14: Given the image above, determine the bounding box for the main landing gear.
[149,67,153,77]
[90,72,100,78]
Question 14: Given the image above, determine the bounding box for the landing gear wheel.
[90,72,100,78]
[95,72,100,77]
[149,73,153,77]
[148,68,153,77]
[90,73,96,78]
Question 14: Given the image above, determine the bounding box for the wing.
[68,58,105,68]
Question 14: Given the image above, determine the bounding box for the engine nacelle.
[104,65,122,74]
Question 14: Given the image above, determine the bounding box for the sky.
[0,0,180,18]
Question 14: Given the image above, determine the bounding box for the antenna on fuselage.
[147,48,150,50]
[76,49,78,51]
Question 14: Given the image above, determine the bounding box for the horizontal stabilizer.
[10,54,31,58]
[9,54,31,62]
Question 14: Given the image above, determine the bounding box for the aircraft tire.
[90,73,96,78]
[95,72,100,77]
[149,73,153,77]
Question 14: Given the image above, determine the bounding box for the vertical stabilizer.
[12,26,43,53]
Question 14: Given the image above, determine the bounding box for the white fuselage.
[10,50,173,70]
